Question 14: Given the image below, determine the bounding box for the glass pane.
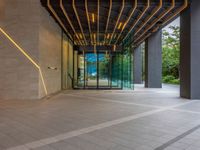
[111,52,122,88]
[85,53,97,87]
[98,53,109,87]
[77,54,85,87]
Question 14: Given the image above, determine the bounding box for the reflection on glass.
[74,47,133,90]
[85,53,97,87]
[111,52,122,88]
[98,53,109,87]
[77,54,84,87]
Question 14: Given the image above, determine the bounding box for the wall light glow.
[0,27,48,96]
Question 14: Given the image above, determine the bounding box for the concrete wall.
[180,0,200,99]
[39,6,62,98]
[0,0,40,100]
[0,0,64,99]
[145,30,162,88]
[133,46,142,84]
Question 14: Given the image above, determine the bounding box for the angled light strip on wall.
[123,0,150,42]
[134,0,175,43]
[97,0,100,45]
[109,0,125,45]
[60,0,82,45]
[85,0,92,45]
[72,0,87,45]
[0,27,48,95]
[135,0,188,47]
[114,0,137,45]
[134,0,162,36]
[104,0,112,44]
[47,0,72,41]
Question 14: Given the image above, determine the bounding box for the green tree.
[162,26,180,83]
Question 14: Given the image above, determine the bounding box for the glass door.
[98,52,110,88]
[85,53,97,88]
[74,50,130,90]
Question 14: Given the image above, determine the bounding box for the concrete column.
[145,30,162,88]
[133,45,142,84]
[180,0,200,99]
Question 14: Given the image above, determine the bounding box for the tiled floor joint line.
[171,108,200,114]
[154,124,200,150]
[68,94,163,109]
[6,100,195,150]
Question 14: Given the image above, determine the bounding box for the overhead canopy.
[41,0,188,47]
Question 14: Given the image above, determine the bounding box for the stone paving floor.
[0,84,200,150]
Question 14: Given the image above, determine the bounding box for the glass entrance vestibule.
[72,48,134,90]
[61,33,134,90]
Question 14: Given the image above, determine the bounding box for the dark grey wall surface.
[133,46,142,84]
[145,30,162,88]
[180,0,200,99]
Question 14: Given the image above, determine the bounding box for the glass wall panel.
[122,38,134,90]
[98,53,110,87]
[68,42,73,88]
[73,47,133,90]
[111,52,122,88]
[73,50,78,87]
[85,53,97,87]
[77,53,85,87]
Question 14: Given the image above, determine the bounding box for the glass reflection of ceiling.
[86,53,107,62]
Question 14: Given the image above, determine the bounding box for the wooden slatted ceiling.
[41,0,189,47]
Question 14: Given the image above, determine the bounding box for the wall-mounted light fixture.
[48,66,58,70]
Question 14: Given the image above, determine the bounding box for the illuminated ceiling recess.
[41,0,188,47]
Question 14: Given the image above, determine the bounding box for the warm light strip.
[134,0,162,36]
[72,0,87,45]
[60,0,82,45]
[135,0,188,47]
[93,33,96,44]
[0,28,39,69]
[135,26,159,47]
[107,33,110,39]
[135,33,151,47]
[92,13,95,23]
[0,27,48,95]
[162,0,188,29]
[123,0,150,41]
[97,0,100,45]
[134,0,175,43]
[104,0,112,44]
[47,0,72,40]
[114,0,137,44]
[117,22,122,30]
[85,0,92,44]
[38,69,48,95]
[109,0,125,45]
